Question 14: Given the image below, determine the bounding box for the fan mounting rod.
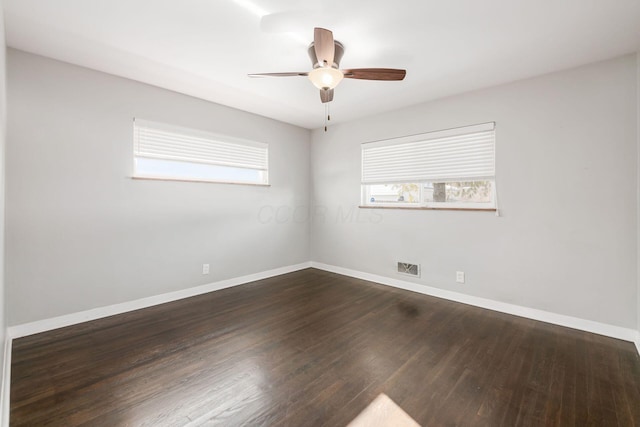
[308,40,345,69]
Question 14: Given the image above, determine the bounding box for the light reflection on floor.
[347,393,420,427]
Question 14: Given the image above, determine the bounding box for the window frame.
[361,181,497,210]
[360,123,497,211]
[132,119,269,186]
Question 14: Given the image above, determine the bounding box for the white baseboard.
[310,262,638,345]
[1,335,11,427]
[6,260,640,356]
[8,262,312,339]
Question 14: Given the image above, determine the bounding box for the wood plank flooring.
[10,268,640,426]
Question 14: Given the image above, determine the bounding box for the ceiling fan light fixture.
[308,67,344,90]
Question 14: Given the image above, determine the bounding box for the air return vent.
[397,262,420,277]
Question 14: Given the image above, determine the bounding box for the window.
[361,122,496,209]
[133,119,269,185]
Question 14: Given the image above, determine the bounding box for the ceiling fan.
[248,28,407,104]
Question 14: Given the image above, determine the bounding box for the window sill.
[131,176,270,186]
[359,205,496,212]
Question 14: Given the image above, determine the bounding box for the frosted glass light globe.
[308,67,344,90]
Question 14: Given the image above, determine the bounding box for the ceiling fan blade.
[320,88,334,103]
[342,68,406,81]
[314,27,335,67]
[248,72,308,77]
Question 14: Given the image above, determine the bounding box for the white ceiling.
[5,0,640,129]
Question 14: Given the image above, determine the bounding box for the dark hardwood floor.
[10,268,640,426]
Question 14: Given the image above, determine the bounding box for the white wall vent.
[397,262,420,277]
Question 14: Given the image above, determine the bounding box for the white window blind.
[361,122,495,184]
[133,119,268,185]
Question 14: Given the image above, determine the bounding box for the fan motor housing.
[308,40,344,69]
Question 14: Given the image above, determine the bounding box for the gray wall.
[311,54,638,329]
[0,0,6,384]
[6,49,311,325]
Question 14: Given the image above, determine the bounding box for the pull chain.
[324,103,328,132]
[324,103,331,132]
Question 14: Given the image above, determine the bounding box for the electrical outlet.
[202,264,210,275]
[456,271,465,283]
